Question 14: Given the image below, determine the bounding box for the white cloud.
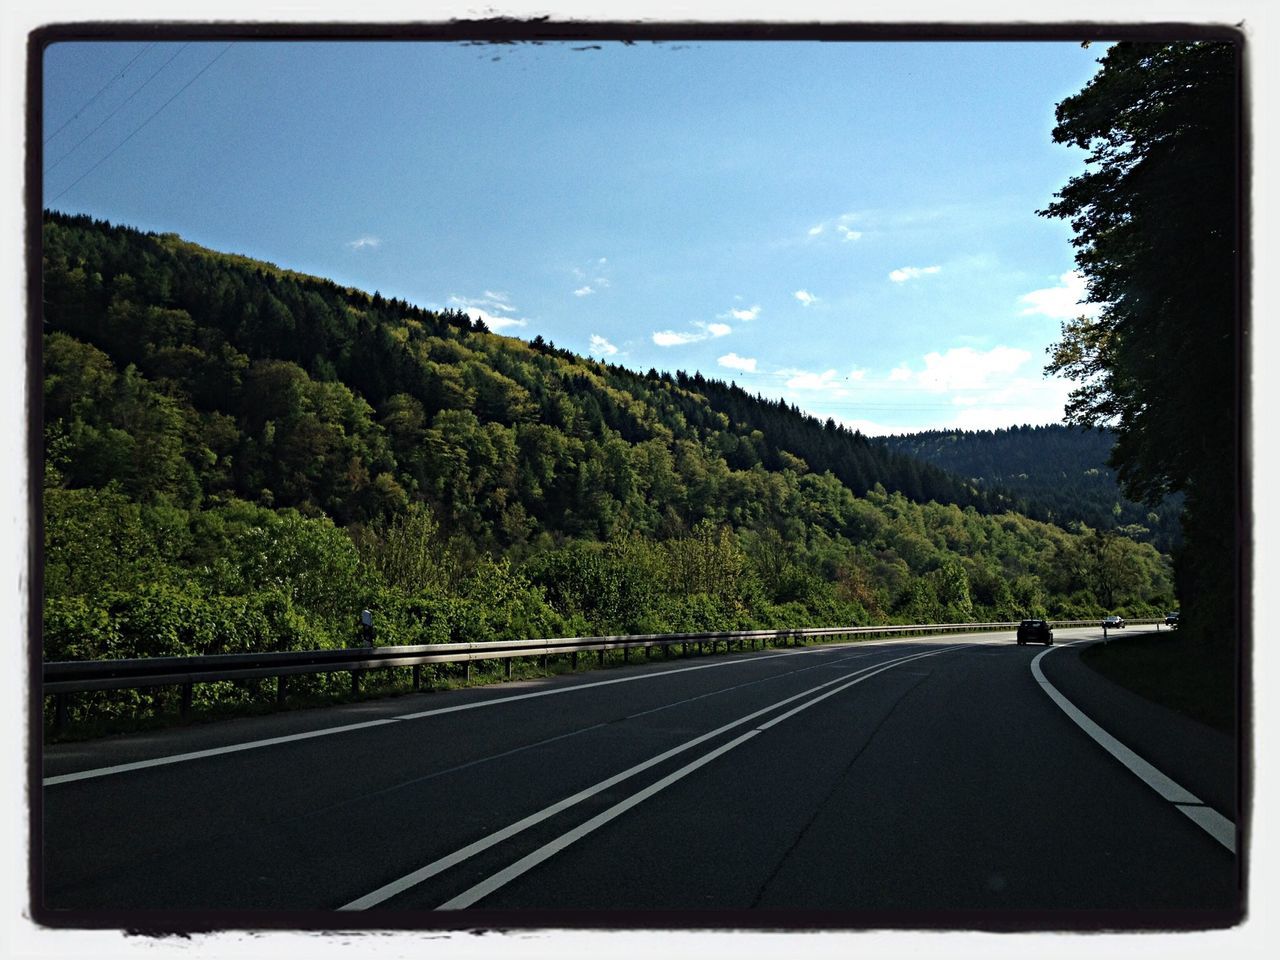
[452,292,519,315]
[794,290,817,307]
[347,235,381,250]
[572,258,613,292]
[1019,270,1100,319]
[482,290,516,311]
[457,305,527,332]
[729,305,761,321]
[785,368,841,391]
[915,346,1030,392]
[718,353,758,373]
[889,265,941,283]
[838,416,909,437]
[653,320,732,347]
[653,330,702,347]
[947,376,1077,431]
[760,349,1071,436]
[589,334,619,356]
[805,212,862,244]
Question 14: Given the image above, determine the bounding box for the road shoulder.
[1038,634,1240,822]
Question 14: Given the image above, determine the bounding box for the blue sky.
[43,38,1107,435]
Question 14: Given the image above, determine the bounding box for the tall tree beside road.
[1041,40,1242,655]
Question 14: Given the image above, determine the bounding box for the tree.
[1040,41,1241,648]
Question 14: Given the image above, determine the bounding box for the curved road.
[38,628,1242,925]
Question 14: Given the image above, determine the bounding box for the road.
[38,629,1242,926]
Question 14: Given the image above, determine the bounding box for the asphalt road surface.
[38,629,1242,927]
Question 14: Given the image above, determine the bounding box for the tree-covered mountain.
[875,425,1184,552]
[40,211,1175,724]
[42,211,1004,538]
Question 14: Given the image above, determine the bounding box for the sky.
[41,37,1109,436]
[15,11,1278,958]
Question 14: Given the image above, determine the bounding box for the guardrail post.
[624,645,630,663]
[599,648,605,668]
[413,664,422,690]
[352,670,361,697]
[180,682,193,717]
[506,659,513,680]
[55,693,68,731]
[663,642,670,659]
[573,651,579,670]
[464,661,472,682]
[276,676,287,705]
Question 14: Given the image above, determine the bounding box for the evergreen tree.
[1039,41,1241,653]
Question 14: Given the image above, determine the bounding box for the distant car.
[1017,619,1054,645]
[1165,611,1180,628]
[1102,615,1126,630]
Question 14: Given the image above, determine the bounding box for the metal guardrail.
[42,618,1164,726]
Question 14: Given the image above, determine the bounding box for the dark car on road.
[1102,615,1126,629]
[1016,619,1053,645]
[1165,611,1180,628]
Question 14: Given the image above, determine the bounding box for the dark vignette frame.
[24,15,1251,938]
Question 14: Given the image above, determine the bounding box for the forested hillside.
[40,211,1175,720]
[876,425,1184,552]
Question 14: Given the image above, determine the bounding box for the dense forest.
[40,211,1176,720]
[876,425,1184,553]
[1039,40,1239,665]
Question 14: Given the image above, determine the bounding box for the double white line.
[340,644,961,911]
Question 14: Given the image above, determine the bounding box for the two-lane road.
[39,629,1241,923]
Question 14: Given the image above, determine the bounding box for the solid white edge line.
[41,718,402,786]
[43,647,815,787]
[340,644,959,910]
[1175,804,1238,854]
[1032,641,1236,852]
[44,633,973,787]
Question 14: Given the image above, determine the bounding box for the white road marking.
[340,645,960,910]
[43,635,955,787]
[436,729,763,910]
[287,647,891,819]
[435,647,962,909]
[1032,642,1236,853]
[1175,804,1238,851]
[41,718,402,787]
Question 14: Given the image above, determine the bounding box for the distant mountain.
[874,425,1183,552]
[40,210,1175,697]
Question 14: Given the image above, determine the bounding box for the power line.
[44,42,190,177]
[48,43,234,208]
[43,43,155,147]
